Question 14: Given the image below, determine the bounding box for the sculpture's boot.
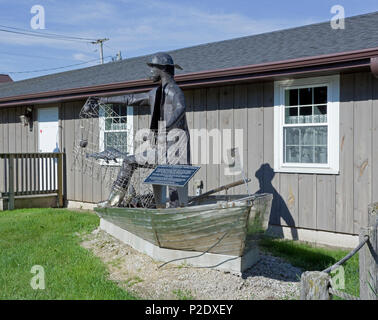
[98,189,126,208]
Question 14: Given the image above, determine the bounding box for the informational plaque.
[144,165,200,187]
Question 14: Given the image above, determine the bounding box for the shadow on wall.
[255,163,298,240]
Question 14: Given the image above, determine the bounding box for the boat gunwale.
[94,194,264,215]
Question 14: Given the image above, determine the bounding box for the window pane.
[314,126,328,146]
[285,89,298,106]
[299,106,313,123]
[299,88,312,105]
[285,107,298,124]
[284,127,300,145]
[315,147,327,163]
[104,132,128,153]
[285,146,299,163]
[105,118,112,130]
[112,105,120,116]
[314,87,327,104]
[314,105,327,123]
[301,127,314,145]
[301,147,314,163]
[118,105,127,116]
[284,126,327,164]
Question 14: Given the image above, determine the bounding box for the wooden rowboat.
[94,193,273,257]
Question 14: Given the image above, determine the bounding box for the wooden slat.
[353,72,372,233]
[3,108,9,154]
[184,90,194,195]
[263,82,280,224]
[92,115,102,203]
[63,102,76,201]
[233,84,248,195]
[219,86,234,195]
[316,175,336,231]
[247,83,264,195]
[0,110,4,193]
[73,102,83,202]
[206,87,220,192]
[372,77,378,205]
[298,174,317,229]
[192,89,207,196]
[279,173,299,228]
[336,73,355,234]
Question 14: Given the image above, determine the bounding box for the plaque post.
[177,185,188,207]
[153,184,167,209]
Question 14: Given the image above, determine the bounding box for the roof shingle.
[1,11,377,99]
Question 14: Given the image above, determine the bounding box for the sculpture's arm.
[166,92,186,130]
[99,92,150,107]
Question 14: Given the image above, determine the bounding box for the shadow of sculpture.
[255,163,298,241]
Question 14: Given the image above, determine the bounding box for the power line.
[0,24,98,42]
[0,28,93,43]
[2,56,113,74]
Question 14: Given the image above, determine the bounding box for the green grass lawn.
[0,207,361,300]
[259,236,360,299]
[0,208,137,300]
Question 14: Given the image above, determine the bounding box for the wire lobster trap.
[72,98,190,208]
[72,98,157,208]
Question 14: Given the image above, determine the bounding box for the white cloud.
[0,0,311,56]
[0,0,316,80]
[73,53,93,61]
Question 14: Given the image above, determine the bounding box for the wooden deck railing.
[0,153,64,210]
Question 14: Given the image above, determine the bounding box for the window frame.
[274,75,340,175]
[98,104,134,166]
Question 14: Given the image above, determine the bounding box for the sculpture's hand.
[81,97,100,117]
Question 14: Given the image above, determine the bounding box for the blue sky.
[0,0,377,81]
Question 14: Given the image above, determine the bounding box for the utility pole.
[91,38,109,64]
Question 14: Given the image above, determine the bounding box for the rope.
[323,235,369,273]
[158,224,235,269]
[329,287,360,300]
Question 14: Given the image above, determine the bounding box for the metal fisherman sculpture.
[82,52,190,208]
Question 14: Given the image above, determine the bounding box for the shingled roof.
[1,11,378,100]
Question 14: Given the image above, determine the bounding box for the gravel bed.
[81,228,302,300]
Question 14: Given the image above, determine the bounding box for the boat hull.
[94,193,273,257]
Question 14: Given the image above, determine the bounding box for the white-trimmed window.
[99,104,133,164]
[274,75,339,174]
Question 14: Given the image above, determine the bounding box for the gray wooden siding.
[0,71,377,236]
[0,106,39,193]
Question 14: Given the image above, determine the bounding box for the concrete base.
[0,194,58,211]
[100,218,260,274]
[267,225,359,250]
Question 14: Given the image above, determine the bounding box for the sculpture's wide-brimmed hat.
[147,52,183,70]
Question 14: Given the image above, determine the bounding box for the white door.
[38,107,59,191]
[38,107,59,153]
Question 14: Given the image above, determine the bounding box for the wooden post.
[57,153,64,208]
[8,155,15,210]
[300,271,331,300]
[359,203,378,300]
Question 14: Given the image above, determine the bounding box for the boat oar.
[188,178,251,204]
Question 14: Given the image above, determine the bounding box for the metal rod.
[189,178,251,204]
